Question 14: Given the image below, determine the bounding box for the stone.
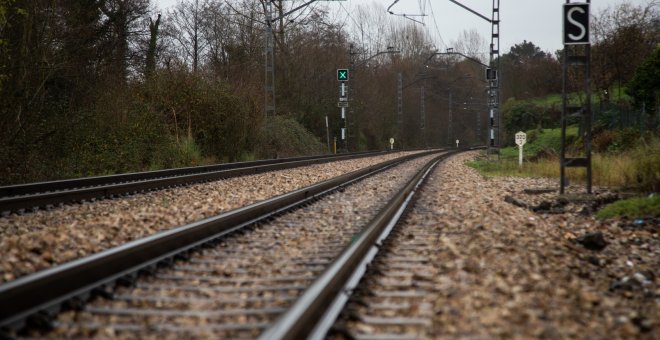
[575,231,608,251]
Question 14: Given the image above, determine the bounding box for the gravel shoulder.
[339,151,658,338]
[428,152,658,338]
[0,152,421,284]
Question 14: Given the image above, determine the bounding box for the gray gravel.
[24,154,442,338]
[0,152,422,284]
[333,151,658,339]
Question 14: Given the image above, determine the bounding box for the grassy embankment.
[467,90,659,219]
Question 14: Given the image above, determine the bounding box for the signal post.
[337,69,349,152]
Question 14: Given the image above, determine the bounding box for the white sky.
[153,0,654,54]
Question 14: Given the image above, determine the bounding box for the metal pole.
[420,84,426,146]
[264,0,276,117]
[325,115,330,153]
[448,92,453,146]
[397,73,403,139]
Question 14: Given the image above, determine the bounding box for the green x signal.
[337,69,349,81]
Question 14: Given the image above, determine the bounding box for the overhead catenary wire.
[426,0,446,51]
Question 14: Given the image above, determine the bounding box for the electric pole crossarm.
[354,49,400,68]
[447,0,492,23]
[270,0,317,23]
[427,51,488,68]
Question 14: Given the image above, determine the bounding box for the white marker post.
[455,139,459,149]
[389,138,395,150]
[515,131,527,168]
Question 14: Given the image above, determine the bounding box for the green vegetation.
[596,195,660,219]
[0,1,656,186]
[468,129,659,220]
[467,126,660,192]
[626,44,660,111]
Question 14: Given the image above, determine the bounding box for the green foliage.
[502,98,559,145]
[499,126,578,158]
[255,116,326,158]
[626,44,660,111]
[596,195,660,219]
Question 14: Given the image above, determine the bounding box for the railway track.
[0,149,459,338]
[0,151,386,214]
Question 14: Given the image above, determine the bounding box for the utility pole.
[264,0,276,117]
[348,43,355,151]
[420,83,426,146]
[397,73,403,139]
[489,0,501,159]
[448,92,453,146]
[446,0,500,157]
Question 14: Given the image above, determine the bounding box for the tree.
[146,13,161,78]
[166,0,209,73]
[626,44,660,113]
[451,29,487,65]
[591,1,659,100]
[100,0,150,82]
[499,40,560,100]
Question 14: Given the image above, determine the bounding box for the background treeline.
[0,0,657,185]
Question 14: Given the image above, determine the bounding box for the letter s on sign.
[567,7,586,41]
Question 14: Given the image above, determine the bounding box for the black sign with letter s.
[563,3,590,45]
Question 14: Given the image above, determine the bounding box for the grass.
[467,146,658,189]
[596,195,660,219]
[467,126,660,192]
[527,85,631,108]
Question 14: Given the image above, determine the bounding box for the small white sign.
[389,138,394,150]
[515,131,527,146]
[455,139,459,148]
[515,131,527,168]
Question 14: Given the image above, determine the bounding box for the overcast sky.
[153,0,654,54]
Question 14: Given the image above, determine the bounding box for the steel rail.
[0,151,383,198]
[0,150,440,333]
[0,151,390,213]
[260,151,457,340]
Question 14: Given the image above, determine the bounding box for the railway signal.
[563,3,590,45]
[337,69,349,81]
[561,1,592,194]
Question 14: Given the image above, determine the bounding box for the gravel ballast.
[35,154,442,338]
[0,152,422,284]
[334,151,658,338]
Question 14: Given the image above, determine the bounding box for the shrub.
[255,116,326,158]
[146,70,258,162]
[628,138,660,191]
[592,129,617,152]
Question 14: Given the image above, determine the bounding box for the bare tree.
[166,0,209,73]
[451,29,488,64]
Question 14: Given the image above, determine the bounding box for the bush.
[592,129,617,152]
[502,98,551,145]
[628,138,660,191]
[146,70,258,162]
[255,116,326,158]
[56,86,201,177]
